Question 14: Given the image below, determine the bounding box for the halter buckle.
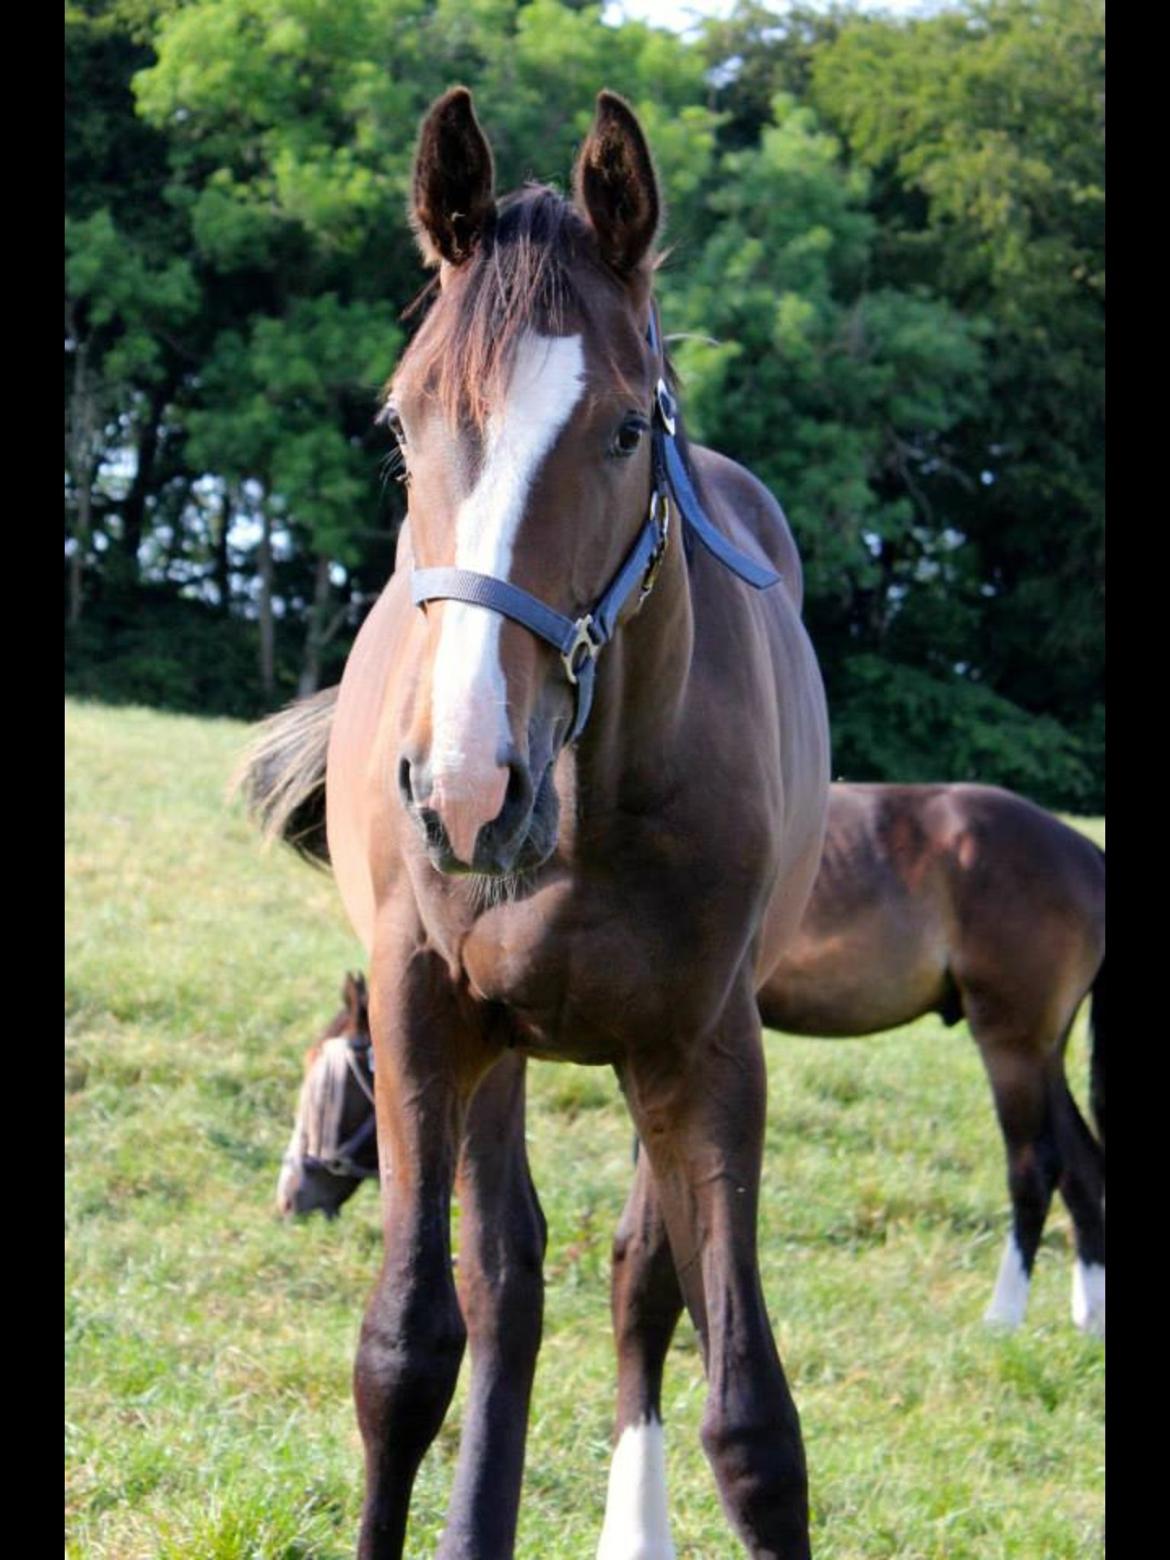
[562,614,602,686]
[639,491,671,606]
[655,378,677,436]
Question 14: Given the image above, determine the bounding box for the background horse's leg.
[598,1147,684,1560]
[355,946,497,1560]
[974,1026,1062,1332]
[442,1051,547,1557]
[621,987,810,1560]
[1049,1073,1106,1336]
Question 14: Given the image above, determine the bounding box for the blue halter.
[410,308,781,743]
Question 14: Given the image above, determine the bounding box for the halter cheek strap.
[410,307,781,743]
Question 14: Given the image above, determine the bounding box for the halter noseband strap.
[300,1035,380,1181]
[410,307,781,744]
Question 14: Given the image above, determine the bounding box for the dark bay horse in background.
[280,787,1105,1341]
[242,88,829,1559]
[760,783,1105,1337]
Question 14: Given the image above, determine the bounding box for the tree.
[811,0,1105,777]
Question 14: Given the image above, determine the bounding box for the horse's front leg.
[441,1050,547,1557]
[598,1145,684,1560]
[621,986,809,1560]
[356,942,497,1560]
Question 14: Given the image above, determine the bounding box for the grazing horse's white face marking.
[1071,1260,1105,1338]
[984,1235,1030,1330]
[597,1413,675,1560]
[428,331,586,862]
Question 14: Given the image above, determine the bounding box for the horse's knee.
[354,1295,467,1444]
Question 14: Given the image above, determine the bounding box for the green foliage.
[65,587,296,717]
[829,655,1097,811]
[811,0,1104,738]
[65,0,1104,809]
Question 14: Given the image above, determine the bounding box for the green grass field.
[66,701,1105,1559]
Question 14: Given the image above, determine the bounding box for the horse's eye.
[611,414,648,458]
[381,402,407,446]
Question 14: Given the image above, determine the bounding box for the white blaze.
[429,331,585,861]
[597,1414,675,1560]
[984,1235,1030,1331]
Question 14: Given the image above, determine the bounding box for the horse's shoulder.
[688,444,805,612]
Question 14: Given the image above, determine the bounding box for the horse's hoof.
[982,1307,1023,1333]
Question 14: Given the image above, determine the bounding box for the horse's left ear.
[573,91,660,277]
[343,970,366,1013]
[411,86,497,267]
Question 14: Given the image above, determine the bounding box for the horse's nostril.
[399,755,436,811]
[504,762,532,818]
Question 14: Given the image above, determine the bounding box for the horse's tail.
[1089,954,1105,1148]
[228,685,338,867]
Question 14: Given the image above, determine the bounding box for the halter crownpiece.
[410,304,782,743]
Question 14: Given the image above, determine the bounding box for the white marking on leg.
[984,1235,1030,1330]
[429,331,585,861]
[1072,1260,1105,1338]
[597,1414,675,1560]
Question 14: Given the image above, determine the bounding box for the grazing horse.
[276,971,378,1219]
[241,87,829,1560]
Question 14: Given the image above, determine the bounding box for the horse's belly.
[759,926,949,1039]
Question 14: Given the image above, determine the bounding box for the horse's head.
[389,88,665,876]
[275,972,378,1219]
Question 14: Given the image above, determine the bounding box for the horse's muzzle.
[400,753,559,877]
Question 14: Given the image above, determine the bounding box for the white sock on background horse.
[597,1414,675,1560]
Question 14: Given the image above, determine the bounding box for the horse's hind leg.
[1050,1075,1106,1337]
[442,1051,547,1557]
[598,1147,685,1560]
[355,945,498,1560]
[621,987,809,1560]
[975,1029,1061,1331]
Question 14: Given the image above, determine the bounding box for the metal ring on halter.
[639,490,671,605]
[561,614,603,687]
[655,378,677,436]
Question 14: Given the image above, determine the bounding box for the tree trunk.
[66,330,97,626]
[118,383,171,582]
[257,504,275,701]
[213,489,232,615]
[297,552,331,698]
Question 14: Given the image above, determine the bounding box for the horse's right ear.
[343,970,369,1018]
[411,86,496,268]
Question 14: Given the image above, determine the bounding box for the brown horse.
[241,86,829,1560]
[759,784,1105,1335]
[276,971,378,1218]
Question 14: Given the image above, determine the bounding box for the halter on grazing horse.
[243,88,830,1559]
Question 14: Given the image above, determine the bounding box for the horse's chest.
[456,874,735,1064]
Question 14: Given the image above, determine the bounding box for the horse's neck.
[571,524,695,810]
